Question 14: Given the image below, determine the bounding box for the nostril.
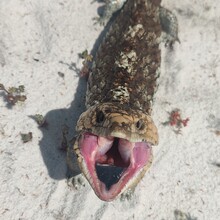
[136,119,145,130]
[96,111,105,123]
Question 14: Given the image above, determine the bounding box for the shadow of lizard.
[38,6,119,180]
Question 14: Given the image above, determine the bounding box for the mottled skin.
[88,0,161,113]
[69,0,179,201]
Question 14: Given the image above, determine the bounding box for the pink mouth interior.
[79,132,152,201]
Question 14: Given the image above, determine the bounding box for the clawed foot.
[93,16,108,26]
[165,36,181,50]
[93,0,126,26]
[67,174,86,190]
[160,6,180,49]
[120,188,134,201]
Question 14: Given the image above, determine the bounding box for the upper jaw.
[74,132,153,201]
[76,103,159,146]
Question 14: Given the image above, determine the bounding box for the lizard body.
[69,0,179,201]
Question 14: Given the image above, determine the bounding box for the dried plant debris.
[211,162,220,168]
[163,109,189,134]
[78,50,93,77]
[21,132,33,143]
[79,50,93,62]
[58,71,65,78]
[211,130,220,136]
[174,210,197,220]
[31,114,48,128]
[0,83,27,105]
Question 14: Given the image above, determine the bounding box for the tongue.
[118,139,133,163]
[95,136,114,164]
[97,136,114,155]
[118,139,151,168]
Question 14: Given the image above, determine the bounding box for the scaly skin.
[70,0,179,201]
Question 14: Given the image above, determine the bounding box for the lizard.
[68,0,179,201]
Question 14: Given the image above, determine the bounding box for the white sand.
[0,0,220,219]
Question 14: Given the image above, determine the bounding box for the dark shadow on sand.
[38,76,87,180]
[38,4,119,180]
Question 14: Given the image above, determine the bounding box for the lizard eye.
[96,111,105,123]
[136,119,145,130]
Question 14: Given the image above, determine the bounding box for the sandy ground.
[0,0,220,219]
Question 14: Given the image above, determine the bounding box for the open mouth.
[78,132,152,201]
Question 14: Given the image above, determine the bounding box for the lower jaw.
[88,159,152,201]
[81,152,152,201]
[76,133,153,201]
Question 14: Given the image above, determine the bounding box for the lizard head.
[73,103,158,201]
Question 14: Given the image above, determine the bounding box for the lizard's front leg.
[95,0,127,25]
[159,6,180,47]
[66,138,86,189]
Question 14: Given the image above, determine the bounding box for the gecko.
[68,0,179,201]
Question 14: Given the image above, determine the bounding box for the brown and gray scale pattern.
[69,0,178,201]
[87,0,161,114]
